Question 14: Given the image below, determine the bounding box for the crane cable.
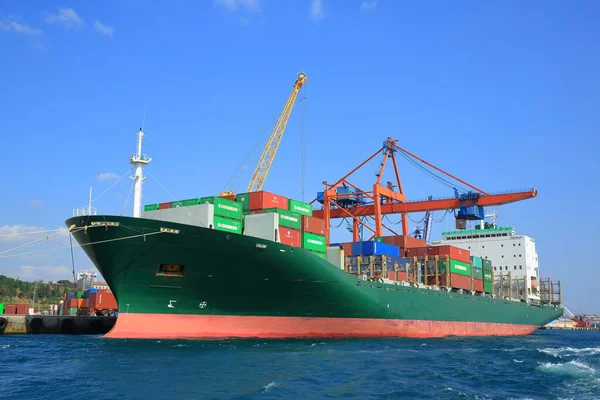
[398,151,469,193]
[300,85,307,202]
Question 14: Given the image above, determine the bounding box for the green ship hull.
[66,215,562,339]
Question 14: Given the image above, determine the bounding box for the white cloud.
[0,17,42,35]
[0,225,49,243]
[97,172,120,181]
[216,0,260,12]
[310,0,324,22]
[94,20,114,37]
[18,265,72,281]
[30,200,43,207]
[45,8,84,29]
[361,1,377,11]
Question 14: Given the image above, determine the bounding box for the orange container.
[279,228,301,247]
[473,279,483,292]
[302,215,326,235]
[159,202,172,210]
[249,191,288,211]
[429,273,471,290]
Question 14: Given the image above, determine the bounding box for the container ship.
[65,74,563,339]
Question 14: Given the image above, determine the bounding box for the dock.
[0,315,116,335]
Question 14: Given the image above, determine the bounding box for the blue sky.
[0,1,597,313]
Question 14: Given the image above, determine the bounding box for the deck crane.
[219,72,307,197]
[312,137,537,250]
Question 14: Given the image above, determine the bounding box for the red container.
[474,279,483,292]
[387,271,408,281]
[279,228,301,247]
[4,304,17,314]
[159,202,172,210]
[249,191,288,211]
[427,245,470,263]
[383,235,427,250]
[406,245,470,263]
[431,273,472,290]
[302,215,326,235]
[342,243,353,256]
[88,292,118,312]
[249,210,263,215]
[16,304,29,315]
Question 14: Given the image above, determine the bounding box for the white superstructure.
[432,226,540,300]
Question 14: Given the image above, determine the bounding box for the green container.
[288,199,313,216]
[263,208,301,230]
[172,200,184,208]
[200,197,243,220]
[0,303,5,315]
[309,250,327,260]
[482,259,492,271]
[68,307,78,316]
[483,271,493,281]
[471,256,483,269]
[438,259,471,277]
[214,216,243,234]
[302,232,326,252]
[236,192,251,211]
[484,281,493,293]
[473,268,483,280]
[144,204,160,212]
[76,291,84,299]
[374,237,385,243]
[183,198,201,206]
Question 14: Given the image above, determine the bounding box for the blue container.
[471,256,483,269]
[352,241,400,256]
[457,205,485,220]
[329,242,342,248]
[89,288,98,293]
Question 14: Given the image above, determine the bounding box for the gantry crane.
[219,72,307,197]
[312,137,537,249]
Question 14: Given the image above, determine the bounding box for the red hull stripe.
[104,314,539,339]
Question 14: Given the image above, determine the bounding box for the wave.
[262,382,276,393]
[538,347,600,358]
[537,360,596,378]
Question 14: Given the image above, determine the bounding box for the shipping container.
[473,268,483,280]
[16,304,29,315]
[279,228,301,247]
[158,202,172,210]
[288,199,313,216]
[326,247,345,269]
[172,200,184,208]
[214,216,243,234]
[4,304,16,314]
[143,203,215,229]
[0,303,4,315]
[352,241,399,257]
[241,191,288,211]
[76,291,84,298]
[235,192,251,211]
[428,273,471,290]
[382,235,428,249]
[200,197,243,220]
[374,237,385,243]
[182,198,201,206]
[301,215,326,235]
[68,307,78,316]
[88,292,118,316]
[484,281,493,293]
[471,256,483,269]
[244,212,280,242]
[483,271,493,281]
[482,259,492,270]
[428,245,471,263]
[263,208,301,230]
[302,232,327,253]
[474,279,484,292]
[342,242,353,257]
[144,204,160,212]
[437,259,471,277]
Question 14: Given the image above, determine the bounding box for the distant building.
[76,271,97,291]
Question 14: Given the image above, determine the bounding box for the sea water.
[1,330,599,399]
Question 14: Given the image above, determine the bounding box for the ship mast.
[129,128,151,218]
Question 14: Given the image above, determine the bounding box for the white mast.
[129,128,151,218]
[87,186,93,216]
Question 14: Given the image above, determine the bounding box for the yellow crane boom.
[219,72,307,197]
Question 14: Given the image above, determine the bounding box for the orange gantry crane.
[311,137,537,248]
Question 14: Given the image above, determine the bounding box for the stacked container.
[471,256,484,292]
[483,259,493,293]
[345,241,401,278]
[198,196,243,234]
